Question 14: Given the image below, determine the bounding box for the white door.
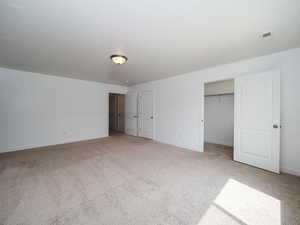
[234,70,280,173]
[125,91,138,136]
[138,90,154,139]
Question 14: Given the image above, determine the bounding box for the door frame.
[109,94,118,130]
[124,91,138,136]
[201,78,235,153]
[124,89,155,139]
[200,69,281,173]
[108,92,126,135]
[137,90,155,139]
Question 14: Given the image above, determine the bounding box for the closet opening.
[109,93,125,136]
[204,79,234,160]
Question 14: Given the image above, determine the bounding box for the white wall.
[0,68,127,153]
[129,47,300,176]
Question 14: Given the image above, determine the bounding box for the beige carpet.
[0,134,300,225]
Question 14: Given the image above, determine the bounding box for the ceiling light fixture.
[110,55,128,65]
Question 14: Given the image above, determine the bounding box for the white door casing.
[125,91,138,136]
[138,90,154,139]
[234,70,280,173]
[200,82,205,152]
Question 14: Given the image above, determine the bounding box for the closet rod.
[204,93,234,97]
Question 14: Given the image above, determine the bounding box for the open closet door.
[125,91,138,136]
[234,70,280,173]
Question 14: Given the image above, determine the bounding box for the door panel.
[125,92,138,136]
[234,70,280,173]
[239,78,272,130]
[139,90,154,139]
[240,131,271,158]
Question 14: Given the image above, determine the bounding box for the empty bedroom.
[0,1,300,225]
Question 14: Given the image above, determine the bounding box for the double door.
[125,90,154,139]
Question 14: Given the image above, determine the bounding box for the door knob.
[133,115,138,118]
[150,116,153,119]
[273,124,278,129]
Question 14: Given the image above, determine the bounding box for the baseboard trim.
[281,167,300,177]
[154,138,202,152]
[0,135,108,154]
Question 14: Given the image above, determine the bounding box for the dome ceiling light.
[110,55,128,65]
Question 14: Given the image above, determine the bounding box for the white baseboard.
[0,135,108,154]
[154,138,202,152]
[281,167,300,177]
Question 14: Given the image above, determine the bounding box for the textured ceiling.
[1,0,300,86]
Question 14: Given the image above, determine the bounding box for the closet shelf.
[205,93,234,97]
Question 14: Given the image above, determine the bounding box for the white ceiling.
[1,0,300,86]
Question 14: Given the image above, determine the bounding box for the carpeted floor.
[0,134,300,225]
